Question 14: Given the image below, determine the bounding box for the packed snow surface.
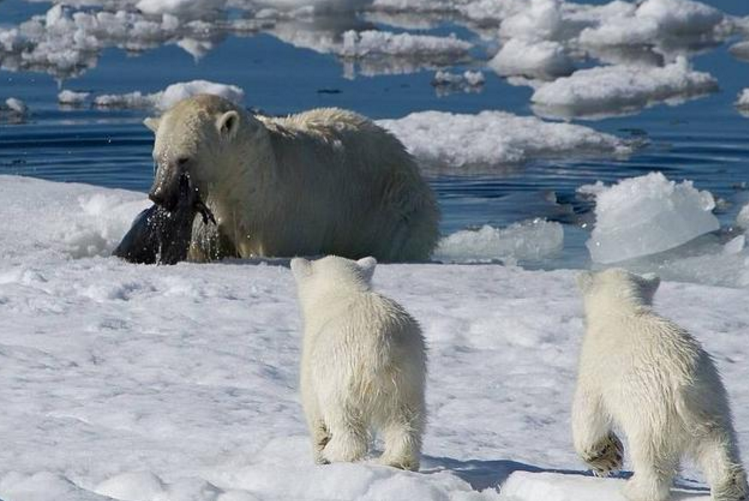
[584,172,720,264]
[2,175,748,501]
[531,58,719,119]
[377,110,631,170]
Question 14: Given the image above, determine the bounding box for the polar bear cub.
[575,269,747,501]
[290,255,427,470]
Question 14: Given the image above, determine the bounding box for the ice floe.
[377,110,632,172]
[531,57,718,120]
[737,89,749,116]
[583,172,720,264]
[58,89,91,106]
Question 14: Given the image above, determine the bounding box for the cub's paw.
[582,433,623,477]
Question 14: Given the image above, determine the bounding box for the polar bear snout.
[149,161,185,210]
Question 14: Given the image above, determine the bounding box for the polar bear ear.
[217,111,241,140]
[576,271,594,293]
[290,257,312,281]
[143,116,160,133]
[638,273,661,299]
[356,257,377,283]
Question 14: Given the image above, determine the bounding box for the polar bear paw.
[583,433,624,477]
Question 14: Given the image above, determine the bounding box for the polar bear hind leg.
[691,431,748,501]
[378,402,424,471]
[320,405,368,464]
[623,428,678,501]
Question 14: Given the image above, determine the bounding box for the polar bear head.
[291,255,377,301]
[143,94,266,210]
[577,268,661,309]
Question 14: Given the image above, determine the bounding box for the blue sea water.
[1,0,749,268]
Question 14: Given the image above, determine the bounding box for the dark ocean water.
[1,0,749,267]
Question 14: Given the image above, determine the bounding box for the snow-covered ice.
[377,110,631,171]
[584,172,720,264]
[2,175,748,501]
[431,70,485,95]
[737,89,749,115]
[531,57,718,120]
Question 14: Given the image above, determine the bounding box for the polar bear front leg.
[572,386,623,476]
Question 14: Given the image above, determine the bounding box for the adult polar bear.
[143,94,440,262]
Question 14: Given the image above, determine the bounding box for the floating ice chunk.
[736,89,749,115]
[136,0,227,19]
[586,172,720,264]
[93,80,244,110]
[490,39,574,80]
[4,97,27,114]
[579,0,724,49]
[339,30,471,59]
[58,90,91,105]
[431,70,484,95]
[434,219,564,264]
[499,0,565,42]
[723,235,745,255]
[377,110,631,171]
[731,41,749,62]
[159,80,244,109]
[531,57,718,119]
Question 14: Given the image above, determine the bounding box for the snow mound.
[502,471,710,501]
[585,172,720,264]
[0,176,149,262]
[377,110,631,171]
[94,80,244,110]
[531,57,718,119]
[434,219,564,264]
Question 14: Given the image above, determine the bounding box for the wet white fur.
[145,95,440,262]
[291,255,427,470]
[575,269,747,501]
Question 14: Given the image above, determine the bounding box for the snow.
[584,172,720,264]
[377,110,631,171]
[93,80,245,110]
[135,0,227,19]
[1,175,748,501]
[433,219,564,264]
[502,471,710,501]
[737,203,749,229]
[531,57,718,119]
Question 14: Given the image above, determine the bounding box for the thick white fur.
[575,269,747,501]
[291,255,427,470]
[145,94,440,262]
